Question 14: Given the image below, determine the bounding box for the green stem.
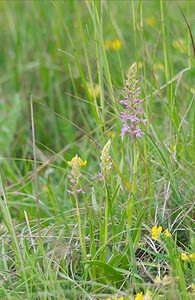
[74,192,94,282]
[74,193,87,261]
[160,0,169,82]
[100,182,110,262]
[104,183,109,247]
[127,141,139,228]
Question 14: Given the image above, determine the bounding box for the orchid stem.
[127,141,139,228]
[74,193,87,261]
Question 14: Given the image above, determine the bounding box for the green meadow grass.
[0,0,194,299]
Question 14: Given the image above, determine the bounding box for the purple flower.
[137,107,143,112]
[119,63,146,140]
[70,178,77,184]
[121,124,130,137]
[120,99,126,104]
[120,112,128,122]
[141,119,147,126]
[76,189,84,193]
[98,172,104,181]
[128,115,139,123]
[133,128,143,137]
[135,99,143,104]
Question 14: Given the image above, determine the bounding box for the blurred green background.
[0,0,194,154]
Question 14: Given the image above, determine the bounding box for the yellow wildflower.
[189,253,195,261]
[112,38,122,50]
[135,292,144,300]
[68,155,87,168]
[165,229,171,238]
[180,252,195,261]
[105,38,122,51]
[172,38,187,53]
[181,252,189,261]
[86,82,100,98]
[151,225,162,240]
[146,16,156,26]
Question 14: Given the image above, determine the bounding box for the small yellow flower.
[112,38,122,50]
[86,82,100,98]
[68,155,87,168]
[135,292,144,300]
[79,160,87,167]
[172,38,187,53]
[181,252,189,261]
[181,252,195,261]
[165,229,171,238]
[146,16,156,26]
[189,253,195,261]
[151,225,162,240]
[104,38,122,51]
